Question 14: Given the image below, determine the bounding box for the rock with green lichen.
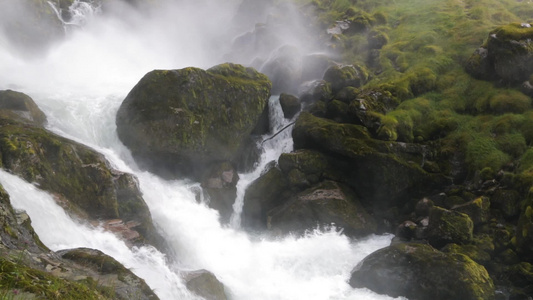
[242,166,288,231]
[323,64,368,94]
[427,206,474,248]
[453,196,490,226]
[442,243,492,265]
[349,243,495,300]
[466,22,533,83]
[0,90,47,126]
[0,183,159,299]
[58,248,158,300]
[0,91,161,248]
[267,180,377,237]
[292,112,449,210]
[116,63,271,180]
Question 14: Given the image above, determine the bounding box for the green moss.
[490,22,533,41]
[0,256,109,299]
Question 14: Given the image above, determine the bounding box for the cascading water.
[0,1,404,299]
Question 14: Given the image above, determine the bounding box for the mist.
[0,0,329,97]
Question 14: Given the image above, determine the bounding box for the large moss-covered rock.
[323,64,368,94]
[292,112,449,210]
[58,248,158,300]
[242,166,288,231]
[349,243,495,300]
[427,206,474,248]
[116,63,271,179]
[0,90,47,126]
[0,93,160,247]
[466,23,533,83]
[267,181,377,237]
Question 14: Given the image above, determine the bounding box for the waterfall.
[0,1,403,299]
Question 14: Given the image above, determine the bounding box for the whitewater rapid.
[0,1,404,299]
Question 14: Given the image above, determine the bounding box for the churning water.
[0,1,403,299]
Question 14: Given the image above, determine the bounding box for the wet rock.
[267,181,377,237]
[116,63,271,180]
[491,189,520,219]
[453,196,491,226]
[0,90,47,126]
[242,166,288,231]
[183,269,227,300]
[427,206,474,248]
[279,93,301,119]
[292,112,449,211]
[58,248,158,300]
[415,197,434,218]
[0,92,160,248]
[349,243,495,300]
[201,162,239,224]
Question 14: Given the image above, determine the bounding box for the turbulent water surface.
[0,1,403,299]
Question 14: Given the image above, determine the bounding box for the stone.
[267,181,377,237]
[427,206,474,248]
[183,269,227,300]
[0,90,47,126]
[201,162,239,224]
[279,93,301,119]
[116,63,271,180]
[349,243,495,300]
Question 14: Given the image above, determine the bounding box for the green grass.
[290,0,533,186]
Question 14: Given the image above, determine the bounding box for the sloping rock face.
[0,184,159,299]
[0,90,161,247]
[242,112,450,235]
[58,248,158,300]
[116,63,271,180]
[349,243,495,300]
[0,90,47,126]
[466,23,533,83]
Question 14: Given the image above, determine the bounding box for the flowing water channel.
[0,1,404,299]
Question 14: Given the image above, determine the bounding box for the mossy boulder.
[279,93,301,119]
[58,248,158,300]
[267,181,377,237]
[183,269,227,300]
[427,206,474,248]
[491,189,520,219]
[1,183,158,299]
[116,63,271,180]
[292,112,449,210]
[0,90,47,126]
[242,166,288,231]
[466,23,533,83]
[0,108,160,247]
[323,65,368,94]
[349,243,495,300]
[453,196,491,226]
[201,162,239,224]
